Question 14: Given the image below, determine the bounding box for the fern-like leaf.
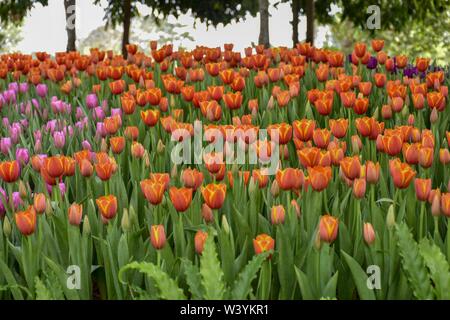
[182,259,204,300]
[200,236,225,300]
[396,223,434,299]
[418,239,450,300]
[231,251,269,299]
[119,262,185,300]
[35,277,52,300]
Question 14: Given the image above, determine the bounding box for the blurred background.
[0,0,449,64]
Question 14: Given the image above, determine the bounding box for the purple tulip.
[34,129,42,141]
[31,98,40,110]
[93,107,105,120]
[8,82,19,93]
[46,120,57,133]
[86,94,98,109]
[16,148,30,166]
[19,83,29,93]
[36,84,48,98]
[0,137,11,155]
[2,117,9,129]
[9,125,20,144]
[111,108,122,118]
[34,139,42,153]
[96,122,107,138]
[12,192,23,211]
[76,107,85,119]
[3,89,16,104]
[367,56,378,70]
[82,140,92,151]
[53,131,66,149]
[0,188,8,217]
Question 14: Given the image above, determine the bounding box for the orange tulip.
[419,147,433,168]
[275,168,303,190]
[329,119,348,139]
[201,183,227,209]
[42,156,65,178]
[313,128,331,149]
[307,166,332,192]
[169,187,193,212]
[33,193,46,214]
[414,178,431,202]
[340,156,361,180]
[253,233,275,255]
[94,157,114,181]
[440,193,450,217]
[15,206,37,236]
[140,109,160,127]
[293,119,315,142]
[96,195,118,220]
[271,205,286,225]
[141,179,165,205]
[363,222,376,245]
[353,178,366,199]
[381,134,402,156]
[194,230,208,254]
[110,136,126,154]
[389,159,416,189]
[68,203,83,226]
[0,160,20,183]
[319,215,339,243]
[150,225,166,250]
[365,161,380,184]
[181,168,204,191]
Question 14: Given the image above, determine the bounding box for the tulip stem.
[419,201,426,239]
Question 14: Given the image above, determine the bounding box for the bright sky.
[15,0,331,54]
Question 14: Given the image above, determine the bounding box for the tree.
[279,0,450,48]
[96,0,257,58]
[64,0,77,52]
[0,23,23,52]
[258,0,270,47]
[0,0,78,52]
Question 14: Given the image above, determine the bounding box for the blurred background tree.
[79,16,194,54]
[0,23,23,52]
[327,9,450,65]
[0,0,78,51]
[96,0,257,57]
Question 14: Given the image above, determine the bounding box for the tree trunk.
[258,0,270,47]
[122,0,132,58]
[291,0,300,47]
[305,0,315,45]
[64,0,76,52]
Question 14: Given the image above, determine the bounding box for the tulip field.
[0,40,449,301]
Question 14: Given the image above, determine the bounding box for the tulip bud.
[430,108,438,124]
[157,139,165,154]
[290,199,301,217]
[202,203,214,223]
[33,193,47,214]
[351,135,361,154]
[363,222,376,245]
[407,114,415,126]
[314,230,322,250]
[431,192,441,216]
[45,198,53,217]
[222,215,230,234]
[386,204,395,228]
[68,203,83,226]
[267,96,274,110]
[248,178,257,195]
[18,181,27,198]
[270,179,280,198]
[143,150,150,168]
[101,138,108,153]
[129,205,138,227]
[194,230,208,255]
[3,216,11,238]
[83,216,91,236]
[171,165,178,179]
[150,225,166,250]
[121,208,131,232]
[271,205,286,225]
